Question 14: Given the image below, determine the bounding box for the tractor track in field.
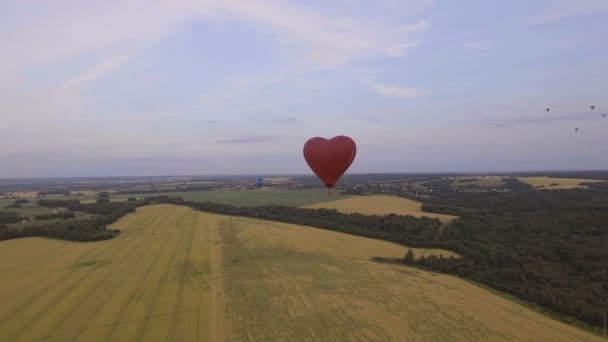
[50,210,179,341]
[163,213,197,342]
[131,210,193,342]
[5,209,168,341]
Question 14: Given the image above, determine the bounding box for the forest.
[412,188,608,327]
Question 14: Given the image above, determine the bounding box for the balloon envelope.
[303,136,356,189]
[590,105,595,110]
[546,108,550,112]
[255,177,264,188]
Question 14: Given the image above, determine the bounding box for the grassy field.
[302,195,457,222]
[264,177,292,183]
[517,177,604,189]
[0,204,602,341]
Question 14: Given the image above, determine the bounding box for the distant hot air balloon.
[303,135,356,196]
[603,114,606,118]
[255,177,264,189]
[575,128,579,132]
[546,108,550,112]
[590,105,595,110]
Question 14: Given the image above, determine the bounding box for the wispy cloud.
[216,135,282,144]
[274,117,299,124]
[60,55,130,91]
[196,1,430,104]
[366,82,426,98]
[462,40,491,50]
[526,0,608,25]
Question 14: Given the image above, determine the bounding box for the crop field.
[517,177,603,189]
[0,204,601,341]
[111,189,351,207]
[302,195,457,222]
[452,176,506,188]
[4,189,350,210]
[263,177,292,183]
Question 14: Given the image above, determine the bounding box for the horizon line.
[2,169,608,181]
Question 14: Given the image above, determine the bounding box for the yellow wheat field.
[264,177,292,183]
[517,177,603,189]
[0,205,602,341]
[302,195,457,222]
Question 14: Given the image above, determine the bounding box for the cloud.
[195,0,430,104]
[0,2,204,75]
[2,0,432,120]
[0,0,434,176]
[526,0,608,25]
[462,40,491,50]
[216,135,282,144]
[222,2,429,68]
[274,117,299,124]
[59,55,131,91]
[366,82,426,98]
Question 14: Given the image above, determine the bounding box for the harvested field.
[6,191,40,199]
[0,204,601,341]
[264,177,292,183]
[302,195,457,222]
[517,177,603,189]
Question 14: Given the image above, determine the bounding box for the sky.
[1,0,607,178]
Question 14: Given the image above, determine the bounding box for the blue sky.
[1,0,607,177]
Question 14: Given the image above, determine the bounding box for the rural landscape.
[3,1,608,341]
[1,173,607,341]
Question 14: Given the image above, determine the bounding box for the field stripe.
[0,207,161,317]
[205,216,225,342]
[99,206,191,341]
[3,209,168,341]
[0,241,67,279]
[27,274,581,341]
[131,209,193,342]
[42,206,179,340]
[0,207,158,281]
[0,207,167,340]
[162,212,197,342]
[26,304,224,341]
[89,206,193,342]
[0,207,162,304]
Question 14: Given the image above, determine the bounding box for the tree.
[127,197,137,202]
[404,249,415,264]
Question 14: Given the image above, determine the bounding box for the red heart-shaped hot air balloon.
[303,135,357,189]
